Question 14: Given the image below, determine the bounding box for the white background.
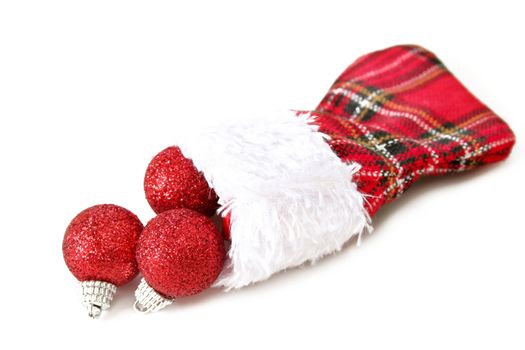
[1,1,524,349]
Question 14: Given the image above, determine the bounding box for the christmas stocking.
[175,45,515,290]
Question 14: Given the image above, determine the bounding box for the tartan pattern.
[312,45,515,217]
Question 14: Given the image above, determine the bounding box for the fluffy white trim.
[177,111,371,289]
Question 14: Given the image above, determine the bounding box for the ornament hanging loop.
[133,300,148,313]
[87,304,103,319]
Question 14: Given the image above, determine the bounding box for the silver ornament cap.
[80,280,117,318]
[134,278,173,313]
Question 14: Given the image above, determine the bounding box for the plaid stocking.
[313,45,515,217]
[176,45,515,289]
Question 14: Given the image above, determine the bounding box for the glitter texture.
[144,146,219,216]
[63,204,144,286]
[136,208,225,298]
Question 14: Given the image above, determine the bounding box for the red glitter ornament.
[63,204,143,318]
[134,208,225,313]
[144,146,219,216]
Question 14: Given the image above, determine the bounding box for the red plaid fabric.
[312,45,515,217]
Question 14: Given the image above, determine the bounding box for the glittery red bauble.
[136,208,225,298]
[63,204,144,286]
[144,146,219,216]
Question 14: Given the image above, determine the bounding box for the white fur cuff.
[177,111,371,289]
